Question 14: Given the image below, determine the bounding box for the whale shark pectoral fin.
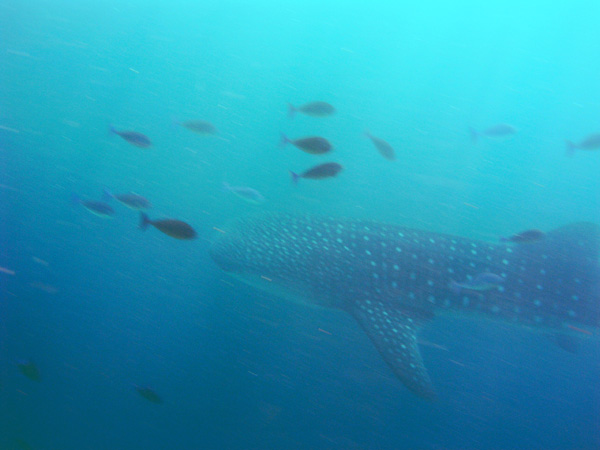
[349,301,436,400]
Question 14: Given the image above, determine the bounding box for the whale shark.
[210,213,600,399]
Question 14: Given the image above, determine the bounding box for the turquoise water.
[1,1,599,448]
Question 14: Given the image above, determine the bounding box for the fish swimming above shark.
[209,213,600,399]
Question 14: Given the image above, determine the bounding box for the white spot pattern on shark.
[210,214,600,399]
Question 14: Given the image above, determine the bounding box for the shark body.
[210,213,600,398]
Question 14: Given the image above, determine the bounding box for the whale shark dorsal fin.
[348,300,436,399]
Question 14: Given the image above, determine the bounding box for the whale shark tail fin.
[348,300,436,400]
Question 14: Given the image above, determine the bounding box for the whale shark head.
[210,213,346,308]
[210,213,600,399]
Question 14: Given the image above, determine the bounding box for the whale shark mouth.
[210,213,600,399]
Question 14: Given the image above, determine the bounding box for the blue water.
[1,1,600,448]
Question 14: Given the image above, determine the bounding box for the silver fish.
[469,123,517,143]
[288,101,335,119]
[222,182,265,204]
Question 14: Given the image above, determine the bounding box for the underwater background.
[1,0,600,449]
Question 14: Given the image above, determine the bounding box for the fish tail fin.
[363,129,372,139]
[280,133,290,148]
[102,188,113,202]
[106,124,117,139]
[70,193,81,206]
[139,212,150,230]
[287,103,296,119]
[469,127,479,143]
[499,236,508,242]
[449,281,462,295]
[221,182,231,193]
[566,140,576,157]
[289,171,300,185]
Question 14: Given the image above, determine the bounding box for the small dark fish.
[17,360,41,381]
[450,272,504,294]
[72,194,114,218]
[280,134,332,155]
[110,126,151,148]
[134,385,163,404]
[500,229,545,244]
[288,101,335,119]
[222,182,265,204]
[365,131,395,160]
[290,162,343,184]
[178,119,218,135]
[103,189,151,210]
[139,213,197,240]
[469,124,517,143]
[566,133,600,156]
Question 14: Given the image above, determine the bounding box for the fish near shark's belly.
[310,234,499,316]
[333,233,598,331]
